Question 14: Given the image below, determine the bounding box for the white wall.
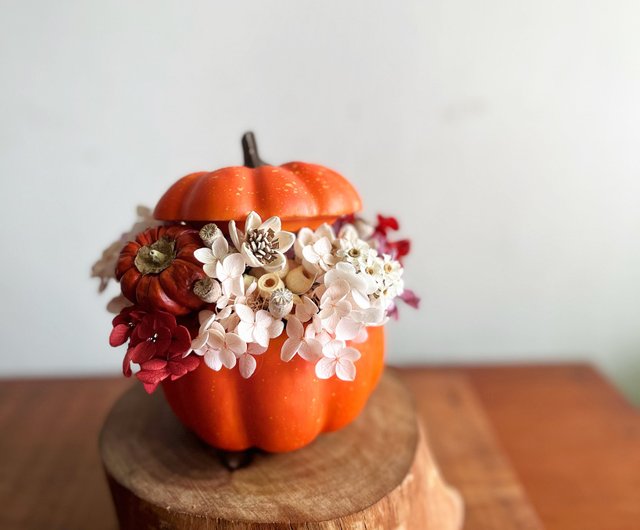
[1,1,639,401]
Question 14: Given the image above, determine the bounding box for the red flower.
[109,306,146,347]
[375,214,400,236]
[136,353,200,394]
[121,311,195,381]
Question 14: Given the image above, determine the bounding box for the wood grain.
[101,371,463,529]
[0,364,638,530]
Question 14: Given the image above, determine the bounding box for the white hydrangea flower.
[281,316,322,362]
[315,340,361,381]
[229,211,294,272]
[216,253,246,298]
[191,320,246,371]
[235,304,284,348]
[317,280,352,333]
[324,262,374,309]
[295,224,337,273]
[294,295,319,323]
[194,235,229,278]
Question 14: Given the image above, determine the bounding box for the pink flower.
[315,340,361,381]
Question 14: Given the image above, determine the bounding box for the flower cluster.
[102,210,418,392]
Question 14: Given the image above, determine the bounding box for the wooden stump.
[100,371,463,529]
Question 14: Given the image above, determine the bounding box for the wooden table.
[1,364,638,530]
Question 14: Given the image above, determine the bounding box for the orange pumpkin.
[158,133,385,452]
[163,327,385,452]
[154,133,362,231]
[116,225,206,316]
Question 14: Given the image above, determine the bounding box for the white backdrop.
[1,1,639,401]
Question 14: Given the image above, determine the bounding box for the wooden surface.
[1,364,639,530]
[101,371,462,529]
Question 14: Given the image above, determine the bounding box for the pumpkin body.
[116,226,206,316]
[153,163,362,231]
[162,326,385,452]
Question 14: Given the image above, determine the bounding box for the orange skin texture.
[153,163,362,231]
[162,326,385,452]
[116,226,206,316]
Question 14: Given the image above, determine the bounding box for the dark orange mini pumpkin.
[158,133,385,452]
[116,225,206,316]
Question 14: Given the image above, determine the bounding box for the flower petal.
[225,333,247,355]
[245,211,262,231]
[212,236,229,259]
[315,357,337,379]
[275,230,295,253]
[335,318,363,341]
[259,215,281,233]
[281,337,301,362]
[219,348,237,369]
[286,316,303,339]
[335,359,356,381]
[194,248,214,264]
[340,347,362,362]
[234,304,254,323]
[238,354,257,378]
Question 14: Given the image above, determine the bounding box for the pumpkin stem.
[242,131,267,168]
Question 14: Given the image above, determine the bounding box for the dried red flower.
[109,306,146,347]
[118,311,197,385]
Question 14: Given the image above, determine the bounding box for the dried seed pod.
[193,277,222,303]
[269,288,294,319]
[285,266,316,295]
[257,273,284,299]
[199,223,223,246]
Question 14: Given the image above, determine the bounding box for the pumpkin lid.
[153,133,362,226]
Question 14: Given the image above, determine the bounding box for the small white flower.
[191,320,246,372]
[229,212,295,272]
[194,236,229,278]
[294,224,335,259]
[216,253,246,298]
[324,262,373,309]
[281,316,322,362]
[335,236,372,271]
[294,295,319,323]
[315,340,361,381]
[236,342,267,379]
[235,304,284,348]
[318,280,352,333]
[295,224,337,273]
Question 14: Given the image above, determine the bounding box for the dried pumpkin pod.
[269,288,294,319]
[257,273,284,299]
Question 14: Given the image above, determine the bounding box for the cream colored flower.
[229,212,294,272]
[194,235,229,278]
[315,340,361,381]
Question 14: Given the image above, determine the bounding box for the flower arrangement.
[96,210,419,393]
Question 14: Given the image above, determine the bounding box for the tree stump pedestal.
[100,371,463,529]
